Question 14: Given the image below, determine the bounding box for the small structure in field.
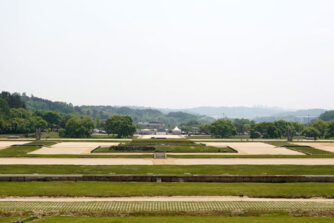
[172,126,181,135]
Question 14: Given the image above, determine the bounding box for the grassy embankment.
[0,182,333,198]
[93,139,235,153]
[1,165,334,175]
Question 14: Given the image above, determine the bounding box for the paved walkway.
[1,158,334,165]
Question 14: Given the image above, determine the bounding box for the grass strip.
[0,165,334,175]
[0,182,333,198]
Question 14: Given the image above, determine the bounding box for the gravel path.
[1,196,333,202]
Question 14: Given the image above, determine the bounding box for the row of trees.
[1,92,136,138]
[193,119,334,139]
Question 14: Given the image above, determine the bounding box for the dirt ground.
[29,142,119,155]
[201,142,303,155]
[0,141,31,150]
[0,157,334,165]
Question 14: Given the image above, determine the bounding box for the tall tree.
[210,119,236,138]
[104,115,136,138]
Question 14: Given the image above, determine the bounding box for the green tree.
[104,115,136,138]
[303,127,320,140]
[42,111,61,129]
[311,120,328,138]
[251,122,280,138]
[63,117,94,138]
[233,119,254,135]
[209,119,236,138]
[319,111,334,121]
[0,98,10,119]
[325,121,334,138]
[33,116,48,130]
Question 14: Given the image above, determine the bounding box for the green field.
[92,139,236,153]
[5,216,334,223]
[0,165,333,175]
[0,182,333,198]
[93,145,234,153]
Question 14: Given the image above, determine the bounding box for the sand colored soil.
[293,142,334,153]
[0,157,334,165]
[29,142,119,155]
[202,142,303,155]
[1,196,333,202]
[0,141,31,150]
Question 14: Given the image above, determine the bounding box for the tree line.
[0,92,136,138]
[181,118,334,140]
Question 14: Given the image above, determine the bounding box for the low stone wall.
[0,175,334,182]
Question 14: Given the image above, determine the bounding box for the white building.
[172,126,182,135]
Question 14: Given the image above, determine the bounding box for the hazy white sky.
[0,0,333,109]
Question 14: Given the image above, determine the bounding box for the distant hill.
[157,106,326,124]
[7,92,329,125]
[19,94,213,126]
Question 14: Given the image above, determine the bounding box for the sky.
[0,0,333,109]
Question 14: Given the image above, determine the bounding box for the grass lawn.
[93,145,234,153]
[285,146,333,155]
[0,216,27,223]
[27,216,334,223]
[0,182,333,198]
[1,165,334,175]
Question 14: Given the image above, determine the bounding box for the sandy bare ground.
[0,141,31,150]
[1,157,334,165]
[202,142,303,155]
[1,196,333,202]
[29,142,119,155]
[293,142,334,153]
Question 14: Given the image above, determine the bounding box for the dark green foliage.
[105,115,136,138]
[0,98,10,119]
[21,94,75,113]
[61,117,95,138]
[251,122,280,138]
[325,121,334,138]
[302,127,320,140]
[210,119,236,138]
[311,120,328,138]
[233,118,254,135]
[320,110,334,121]
[0,91,25,108]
